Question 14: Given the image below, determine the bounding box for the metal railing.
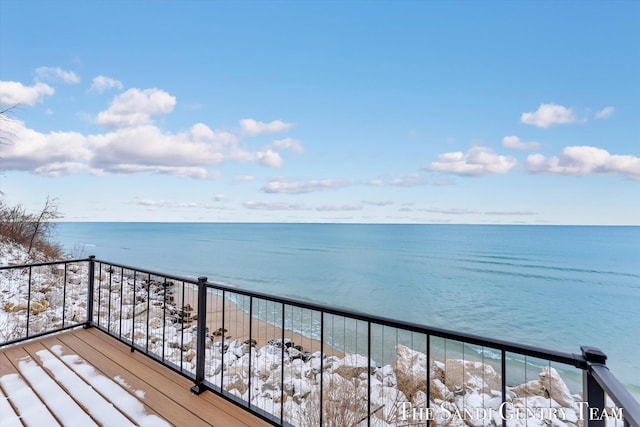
[1,256,638,427]
[0,257,92,347]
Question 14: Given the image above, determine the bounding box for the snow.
[25,348,136,426]
[0,373,60,426]
[17,356,96,426]
[115,375,146,399]
[0,387,23,427]
[0,347,170,427]
[1,242,169,426]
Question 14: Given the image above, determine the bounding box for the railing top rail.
[92,257,586,368]
[590,364,640,427]
[1,256,587,367]
[93,258,199,285]
[0,257,91,270]
[202,280,586,368]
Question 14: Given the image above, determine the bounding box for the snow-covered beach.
[1,239,627,426]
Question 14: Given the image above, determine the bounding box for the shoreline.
[175,286,338,357]
[174,287,595,396]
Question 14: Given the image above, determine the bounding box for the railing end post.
[86,255,96,326]
[192,276,208,394]
[581,346,607,365]
[581,346,607,427]
[190,384,205,395]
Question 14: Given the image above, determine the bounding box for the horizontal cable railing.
[1,256,638,427]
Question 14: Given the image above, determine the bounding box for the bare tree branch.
[27,196,62,254]
[0,104,19,146]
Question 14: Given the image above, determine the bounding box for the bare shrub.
[299,375,369,427]
[0,196,63,260]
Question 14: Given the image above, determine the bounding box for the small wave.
[474,348,501,360]
[475,254,532,262]
[463,257,640,279]
[296,247,334,253]
[459,266,567,282]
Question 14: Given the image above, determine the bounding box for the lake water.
[53,222,640,396]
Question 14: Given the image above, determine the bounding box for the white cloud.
[389,173,426,187]
[594,106,615,119]
[484,210,538,216]
[0,81,55,106]
[422,207,478,215]
[0,118,92,172]
[125,198,224,208]
[90,76,124,93]
[526,146,640,180]
[33,162,103,176]
[255,149,283,168]
[502,135,541,150]
[316,204,363,211]
[366,174,426,187]
[89,124,227,171]
[96,88,176,128]
[4,86,296,177]
[427,146,517,176]
[35,66,80,84]
[3,117,287,177]
[520,103,577,128]
[105,164,213,179]
[361,200,394,206]
[272,137,303,153]
[262,178,351,194]
[243,201,308,210]
[239,118,293,136]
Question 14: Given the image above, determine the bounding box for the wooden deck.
[0,327,273,427]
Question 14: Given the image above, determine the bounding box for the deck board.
[0,328,273,427]
[82,327,270,427]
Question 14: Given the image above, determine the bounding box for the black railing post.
[582,346,607,427]
[367,321,371,427]
[319,311,324,427]
[26,266,32,337]
[501,349,507,427]
[85,256,96,328]
[191,276,208,395]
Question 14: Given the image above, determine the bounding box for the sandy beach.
[173,284,337,356]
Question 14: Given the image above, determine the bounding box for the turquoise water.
[53,223,640,394]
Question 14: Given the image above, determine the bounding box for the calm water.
[53,223,640,394]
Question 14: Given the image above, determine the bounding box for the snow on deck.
[0,328,272,427]
[0,343,168,427]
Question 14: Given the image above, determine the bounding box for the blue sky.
[1,1,638,224]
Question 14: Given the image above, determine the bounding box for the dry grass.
[0,197,64,261]
[298,376,370,427]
